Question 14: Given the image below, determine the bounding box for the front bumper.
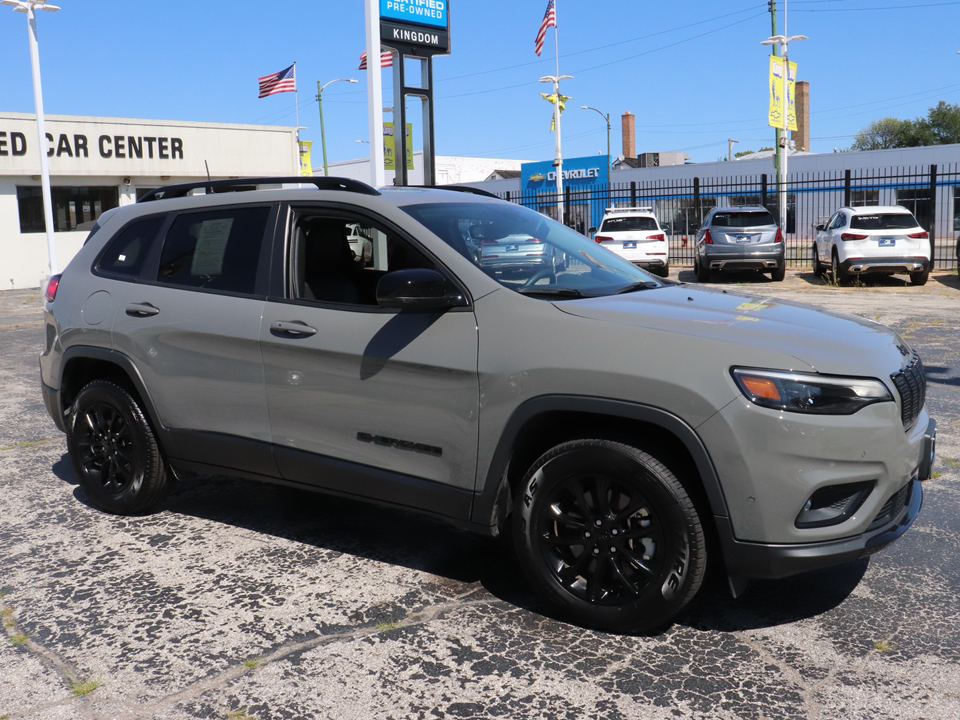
[717,416,934,581]
[720,474,923,580]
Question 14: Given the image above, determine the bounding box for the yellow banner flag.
[541,92,571,132]
[768,56,798,132]
[298,141,313,177]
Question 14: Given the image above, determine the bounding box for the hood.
[555,284,913,377]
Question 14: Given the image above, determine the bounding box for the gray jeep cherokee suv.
[40,177,936,634]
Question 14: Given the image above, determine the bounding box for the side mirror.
[588,226,597,234]
[815,224,824,232]
[376,268,467,310]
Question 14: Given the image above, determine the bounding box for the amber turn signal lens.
[740,376,781,401]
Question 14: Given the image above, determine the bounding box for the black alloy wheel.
[514,439,707,633]
[69,380,171,515]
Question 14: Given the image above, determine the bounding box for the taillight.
[44,274,61,302]
[525,237,542,244]
[647,234,665,242]
[775,228,783,244]
[908,231,929,239]
[480,239,499,246]
[704,229,713,245]
[595,235,613,243]
[840,233,868,241]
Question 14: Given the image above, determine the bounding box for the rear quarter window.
[95,215,166,279]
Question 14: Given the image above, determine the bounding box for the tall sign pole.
[378,0,450,186]
[364,0,386,187]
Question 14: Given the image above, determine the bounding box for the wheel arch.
[472,395,729,535]
[58,346,176,456]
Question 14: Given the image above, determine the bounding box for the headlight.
[731,368,893,415]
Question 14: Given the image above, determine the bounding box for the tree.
[852,103,960,150]
[733,147,774,158]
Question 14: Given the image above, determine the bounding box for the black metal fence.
[495,163,960,269]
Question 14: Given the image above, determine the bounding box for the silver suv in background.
[694,206,784,282]
[39,177,934,634]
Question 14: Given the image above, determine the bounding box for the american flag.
[258,64,296,98]
[359,50,394,70]
[535,0,556,57]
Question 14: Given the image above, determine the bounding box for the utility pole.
[728,138,739,162]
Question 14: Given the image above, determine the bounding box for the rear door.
[259,205,480,512]
[110,203,279,475]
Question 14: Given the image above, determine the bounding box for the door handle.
[271,321,318,337]
[126,302,160,317]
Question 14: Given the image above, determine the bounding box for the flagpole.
[554,4,563,225]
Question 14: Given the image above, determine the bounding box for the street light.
[761,31,807,234]
[581,105,610,175]
[2,0,60,278]
[317,77,358,176]
[540,74,572,225]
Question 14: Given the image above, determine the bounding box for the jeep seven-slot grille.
[890,355,925,429]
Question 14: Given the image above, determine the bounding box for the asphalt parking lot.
[2,270,959,720]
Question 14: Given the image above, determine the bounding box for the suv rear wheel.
[68,380,171,515]
[513,439,707,633]
[770,262,786,282]
[695,256,710,283]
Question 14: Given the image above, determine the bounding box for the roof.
[484,169,521,181]
[842,205,913,214]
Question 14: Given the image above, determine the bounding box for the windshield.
[850,213,919,230]
[402,201,663,298]
[711,210,776,228]
[600,216,659,232]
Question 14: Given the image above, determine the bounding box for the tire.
[513,439,707,634]
[770,262,785,282]
[655,263,670,278]
[831,250,847,286]
[812,243,825,277]
[910,267,930,286]
[68,380,171,515]
[695,256,710,283]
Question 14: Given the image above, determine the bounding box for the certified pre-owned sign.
[380,0,450,54]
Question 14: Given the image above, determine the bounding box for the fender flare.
[470,394,729,528]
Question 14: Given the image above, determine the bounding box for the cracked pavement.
[1,271,959,719]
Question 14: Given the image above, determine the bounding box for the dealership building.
[0,112,300,290]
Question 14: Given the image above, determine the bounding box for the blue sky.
[2,0,959,168]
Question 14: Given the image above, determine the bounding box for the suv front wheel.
[68,380,171,515]
[513,439,707,633]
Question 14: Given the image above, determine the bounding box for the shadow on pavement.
[679,560,868,633]
[49,462,870,636]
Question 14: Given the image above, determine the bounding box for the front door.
[259,209,481,502]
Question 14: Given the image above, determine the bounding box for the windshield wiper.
[516,287,586,298]
[615,281,660,294]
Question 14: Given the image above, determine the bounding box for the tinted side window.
[157,206,270,294]
[95,216,165,278]
[293,213,432,306]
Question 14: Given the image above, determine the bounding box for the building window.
[851,189,879,206]
[16,186,120,233]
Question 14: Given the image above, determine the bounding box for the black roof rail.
[137,176,380,203]
[403,185,501,199]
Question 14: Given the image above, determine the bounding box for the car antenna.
[204,160,213,194]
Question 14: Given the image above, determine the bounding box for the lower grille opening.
[795,481,875,529]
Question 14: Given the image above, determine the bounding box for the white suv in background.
[813,205,931,285]
[593,207,670,277]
